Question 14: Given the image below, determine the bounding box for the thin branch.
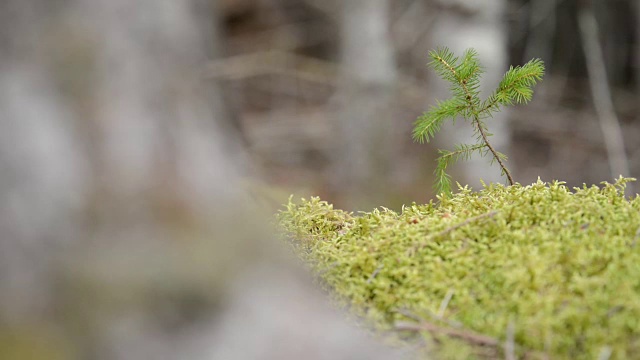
[432,53,460,80]
[397,307,464,328]
[597,346,613,360]
[396,308,425,323]
[480,67,545,113]
[437,290,455,318]
[474,116,514,185]
[577,1,631,194]
[395,309,546,358]
[202,50,428,106]
[439,144,487,163]
[505,320,516,360]
[366,264,384,284]
[394,321,500,348]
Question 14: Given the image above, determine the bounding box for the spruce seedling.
[413,48,544,196]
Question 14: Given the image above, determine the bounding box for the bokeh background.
[217,0,640,209]
[0,0,638,359]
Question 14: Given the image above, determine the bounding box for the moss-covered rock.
[277,178,640,359]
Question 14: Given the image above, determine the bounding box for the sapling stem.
[473,114,514,185]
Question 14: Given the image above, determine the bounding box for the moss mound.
[277,178,640,359]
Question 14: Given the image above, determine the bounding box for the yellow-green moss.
[277,178,640,359]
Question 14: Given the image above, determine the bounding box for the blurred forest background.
[0,0,639,359]
[214,0,640,208]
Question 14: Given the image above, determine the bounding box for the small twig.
[542,333,553,360]
[394,321,500,348]
[597,346,612,360]
[437,290,455,318]
[366,264,384,284]
[202,50,427,106]
[395,309,545,358]
[396,308,425,323]
[505,320,516,360]
[397,307,463,328]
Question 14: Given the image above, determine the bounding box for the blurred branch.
[301,0,338,17]
[505,320,516,360]
[226,20,331,54]
[429,0,479,17]
[577,0,631,190]
[202,50,428,106]
[394,321,500,348]
[204,50,335,84]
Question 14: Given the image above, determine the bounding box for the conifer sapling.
[413,48,544,196]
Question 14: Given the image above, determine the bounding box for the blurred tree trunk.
[0,1,398,359]
[636,1,640,90]
[428,0,509,191]
[0,0,244,355]
[334,0,398,208]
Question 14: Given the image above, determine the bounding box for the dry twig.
[437,290,455,318]
[394,321,500,348]
[366,264,384,284]
[505,320,516,360]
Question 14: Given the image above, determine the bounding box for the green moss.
[277,178,640,359]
